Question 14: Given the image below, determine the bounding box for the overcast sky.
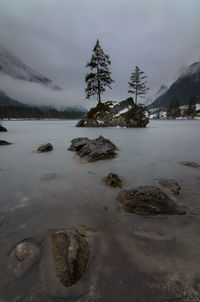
[0,0,200,107]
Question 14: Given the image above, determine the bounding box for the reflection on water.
[0,120,200,301]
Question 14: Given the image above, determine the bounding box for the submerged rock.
[40,173,56,180]
[118,186,185,215]
[76,97,149,128]
[40,229,90,297]
[155,179,181,195]
[37,143,53,153]
[104,172,122,188]
[68,135,117,162]
[179,161,200,168]
[9,241,40,277]
[0,125,7,132]
[0,140,12,145]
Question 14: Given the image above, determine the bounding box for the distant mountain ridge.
[149,62,200,108]
[0,45,60,89]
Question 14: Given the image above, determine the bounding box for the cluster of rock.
[76,97,149,128]
[68,135,117,162]
[5,132,191,300]
[8,226,91,298]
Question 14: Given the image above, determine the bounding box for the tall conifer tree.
[85,39,114,103]
[128,66,149,103]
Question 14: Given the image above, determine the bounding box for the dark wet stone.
[0,125,7,132]
[37,143,53,153]
[68,135,117,162]
[40,229,90,297]
[104,172,122,188]
[118,186,186,215]
[0,140,12,145]
[179,161,200,168]
[155,179,181,195]
[68,137,90,151]
[9,241,40,277]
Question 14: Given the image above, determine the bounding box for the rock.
[0,125,7,132]
[40,173,56,180]
[179,161,200,168]
[68,135,117,162]
[37,143,53,153]
[76,98,149,128]
[9,241,40,277]
[76,225,94,237]
[0,140,12,145]
[117,186,186,215]
[40,229,90,297]
[155,179,181,195]
[104,172,122,188]
[68,137,90,151]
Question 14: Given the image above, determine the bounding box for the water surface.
[0,120,200,301]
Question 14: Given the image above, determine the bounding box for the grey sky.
[0,0,200,107]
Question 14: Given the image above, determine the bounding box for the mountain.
[149,62,200,109]
[0,45,60,89]
[0,90,27,107]
[145,85,168,106]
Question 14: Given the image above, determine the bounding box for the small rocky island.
[76,97,149,128]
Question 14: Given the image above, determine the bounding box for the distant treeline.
[0,105,86,119]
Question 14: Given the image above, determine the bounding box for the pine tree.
[128,66,149,103]
[85,39,114,103]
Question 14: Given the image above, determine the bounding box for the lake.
[0,120,200,302]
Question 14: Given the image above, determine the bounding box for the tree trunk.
[135,87,138,104]
[97,63,101,103]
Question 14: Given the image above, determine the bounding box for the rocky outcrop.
[37,143,53,152]
[76,97,149,128]
[118,186,185,215]
[40,229,90,297]
[0,125,7,132]
[8,241,40,277]
[179,161,200,168]
[155,179,181,195]
[0,140,12,145]
[68,135,117,162]
[103,172,122,188]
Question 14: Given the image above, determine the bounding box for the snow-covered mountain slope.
[0,46,60,89]
[149,62,200,109]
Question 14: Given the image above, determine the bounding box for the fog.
[0,0,200,107]
[0,73,86,109]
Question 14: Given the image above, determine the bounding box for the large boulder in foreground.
[8,241,40,277]
[37,143,53,153]
[76,98,149,128]
[40,229,90,297]
[118,186,185,215]
[68,135,117,162]
[0,125,7,132]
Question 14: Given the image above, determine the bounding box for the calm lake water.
[0,120,200,302]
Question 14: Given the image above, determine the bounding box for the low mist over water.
[1,120,200,301]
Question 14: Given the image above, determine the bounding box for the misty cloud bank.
[0,73,86,109]
[0,0,200,106]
